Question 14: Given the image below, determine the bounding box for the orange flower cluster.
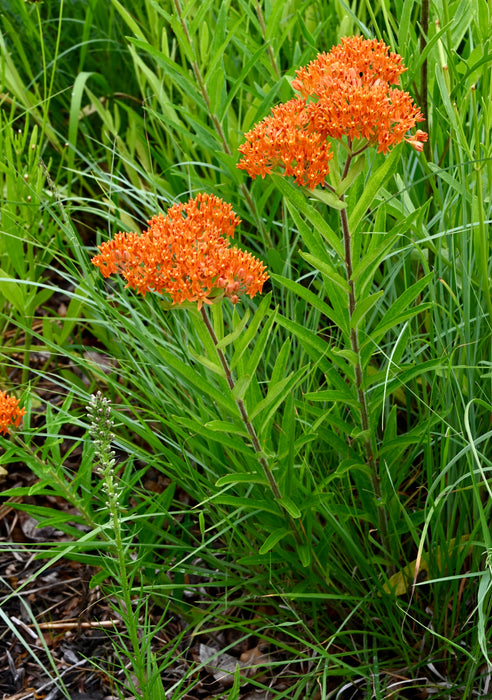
[238,36,427,188]
[0,390,25,435]
[238,97,334,189]
[92,193,269,307]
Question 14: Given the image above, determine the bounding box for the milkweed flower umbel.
[238,36,426,187]
[92,193,268,307]
[238,97,334,189]
[0,391,25,434]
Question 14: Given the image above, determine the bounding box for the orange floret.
[291,35,407,97]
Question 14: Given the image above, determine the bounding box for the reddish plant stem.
[338,152,391,557]
[200,306,328,580]
[199,306,282,501]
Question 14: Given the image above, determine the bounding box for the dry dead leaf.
[199,643,240,686]
[240,645,270,678]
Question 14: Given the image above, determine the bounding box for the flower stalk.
[87,392,146,693]
[199,306,282,502]
[338,156,391,558]
[200,306,328,578]
[237,36,428,564]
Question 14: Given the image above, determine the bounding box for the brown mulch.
[1,507,118,698]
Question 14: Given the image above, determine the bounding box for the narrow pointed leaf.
[259,527,291,555]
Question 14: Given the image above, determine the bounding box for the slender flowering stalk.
[92,193,268,308]
[199,305,327,577]
[0,391,25,435]
[92,195,294,517]
[237,37,427,561]
[86,392,147,691]
[338,165,390,552]
[87,391,117,489]
[198,307,283,501]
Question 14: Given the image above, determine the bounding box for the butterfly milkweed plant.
[93,35,429,582]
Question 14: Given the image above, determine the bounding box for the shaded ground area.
[0,484,465,700]
[0,472,316,700]
[1,500,116,698]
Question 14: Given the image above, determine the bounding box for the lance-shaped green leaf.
[188,346,225,376]
[245,308,278,378]
[231,293,272,370]
[216,308,250,350]
[350,290,384,329]
[215,473,269,487]
[350,234,399,286]
[157,347,236,414]
[217,43,270,121]
[273,175,345,258]
[272,274,349,336]
[174,416,253,456]
[296,543,312,568]
[284,198,336,261]
[205,421,249,438]
[348,147,400,234]
[259,527,292,555]
[129,38,207,110]
[231,374,252,401]
[214,495,282,516]
[300,252,351,294]
[306,186,347,210]
[252,366,307,424]
[368,358,445,406]
[277,497,302,518]
[275,314,354,386]
[335,153,366,196]
[365,273,434,347]
[303,389,360,410]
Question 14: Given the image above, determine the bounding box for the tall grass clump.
[1,0,492,697]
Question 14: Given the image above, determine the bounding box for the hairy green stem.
[199,306,327,580]
[88,392,147,693]
[109,495,147,693]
